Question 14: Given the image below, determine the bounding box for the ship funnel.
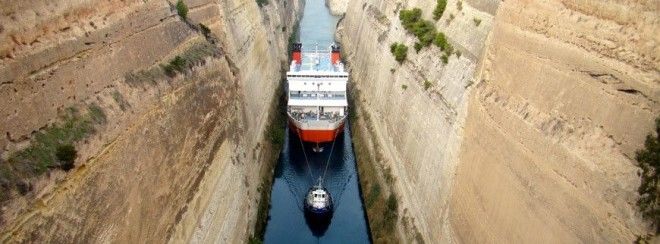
[331,44,341,64]
[292,42,302,64]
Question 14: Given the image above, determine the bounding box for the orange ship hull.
[289,119,344,144]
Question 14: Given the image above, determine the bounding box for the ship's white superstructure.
[286,43,348,146]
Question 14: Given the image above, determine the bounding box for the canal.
[262,0,371,243]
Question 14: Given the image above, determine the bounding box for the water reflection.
[304,208,333,237]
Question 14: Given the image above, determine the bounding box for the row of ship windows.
[287,75,348,78]
[290,91,346,98]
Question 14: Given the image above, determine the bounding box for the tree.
[636,117,660,232]
[176,0,189,19]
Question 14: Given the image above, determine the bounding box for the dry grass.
[1,105,106,203]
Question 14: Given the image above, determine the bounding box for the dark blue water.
[263,1,370,242]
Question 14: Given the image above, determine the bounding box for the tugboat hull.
[303,186,334,216]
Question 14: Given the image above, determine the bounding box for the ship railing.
[289,111,345,123]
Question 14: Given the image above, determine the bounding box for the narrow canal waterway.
[263,0,371,243]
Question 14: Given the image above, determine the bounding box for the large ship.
[286,43,348,151]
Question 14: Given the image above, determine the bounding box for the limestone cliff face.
[0,0,300,242]
[336,0,498,242]
[335,0,657,242]
[452,0,657,242]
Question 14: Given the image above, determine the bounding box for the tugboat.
[304,181,334,217]
[286,43,348,152]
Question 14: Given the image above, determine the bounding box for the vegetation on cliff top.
[636,117,660,233]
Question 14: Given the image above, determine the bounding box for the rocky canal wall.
[0,0,301,242]
[333,0,658,242]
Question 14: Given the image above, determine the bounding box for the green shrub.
[635,117,660,232]
[434,32,454,58]
[473,17,482,26]
[387,193,399,212]
[456,1,463,11]
[434,32,448,50]
[399,8,440,49]
[414,42,422,53]
[176,0,188,19]
[112,91,129,111]
[433,0,447,20]
[413,20,437,46]
[8,105,105,175]
[401,85,408,90]
[455,50,462,58]
[382,193,399,231]
[248,236,263,244]
[180,42,219,65]
[199,23,211,37]
[444,43,454,56]
[441,53,449,64]
[156,42,220,78]
[170,56,187,70]
[367,183,382,207]
[56,144,76,171]
[267,123,284,145]
[163,56,187,77]
[390,43,398,53]
[464,79,474,88]
[423,80,433,90]
[416,231,425,244]
[256,0,268,7]
[87,103,106,125]
[399,8,422,29]
[390,42,408,63]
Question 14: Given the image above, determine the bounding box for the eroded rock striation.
[0,0,300,242]
[334,0,658,242]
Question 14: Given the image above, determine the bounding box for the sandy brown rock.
[451,0,658,242]
[336,0,658,242]
[0,0,300,242]
[337,0,497,242]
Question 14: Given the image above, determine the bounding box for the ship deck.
[294,50,335,72]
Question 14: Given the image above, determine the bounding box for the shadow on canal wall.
[251,11,303,242]
[348,84,424,243]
